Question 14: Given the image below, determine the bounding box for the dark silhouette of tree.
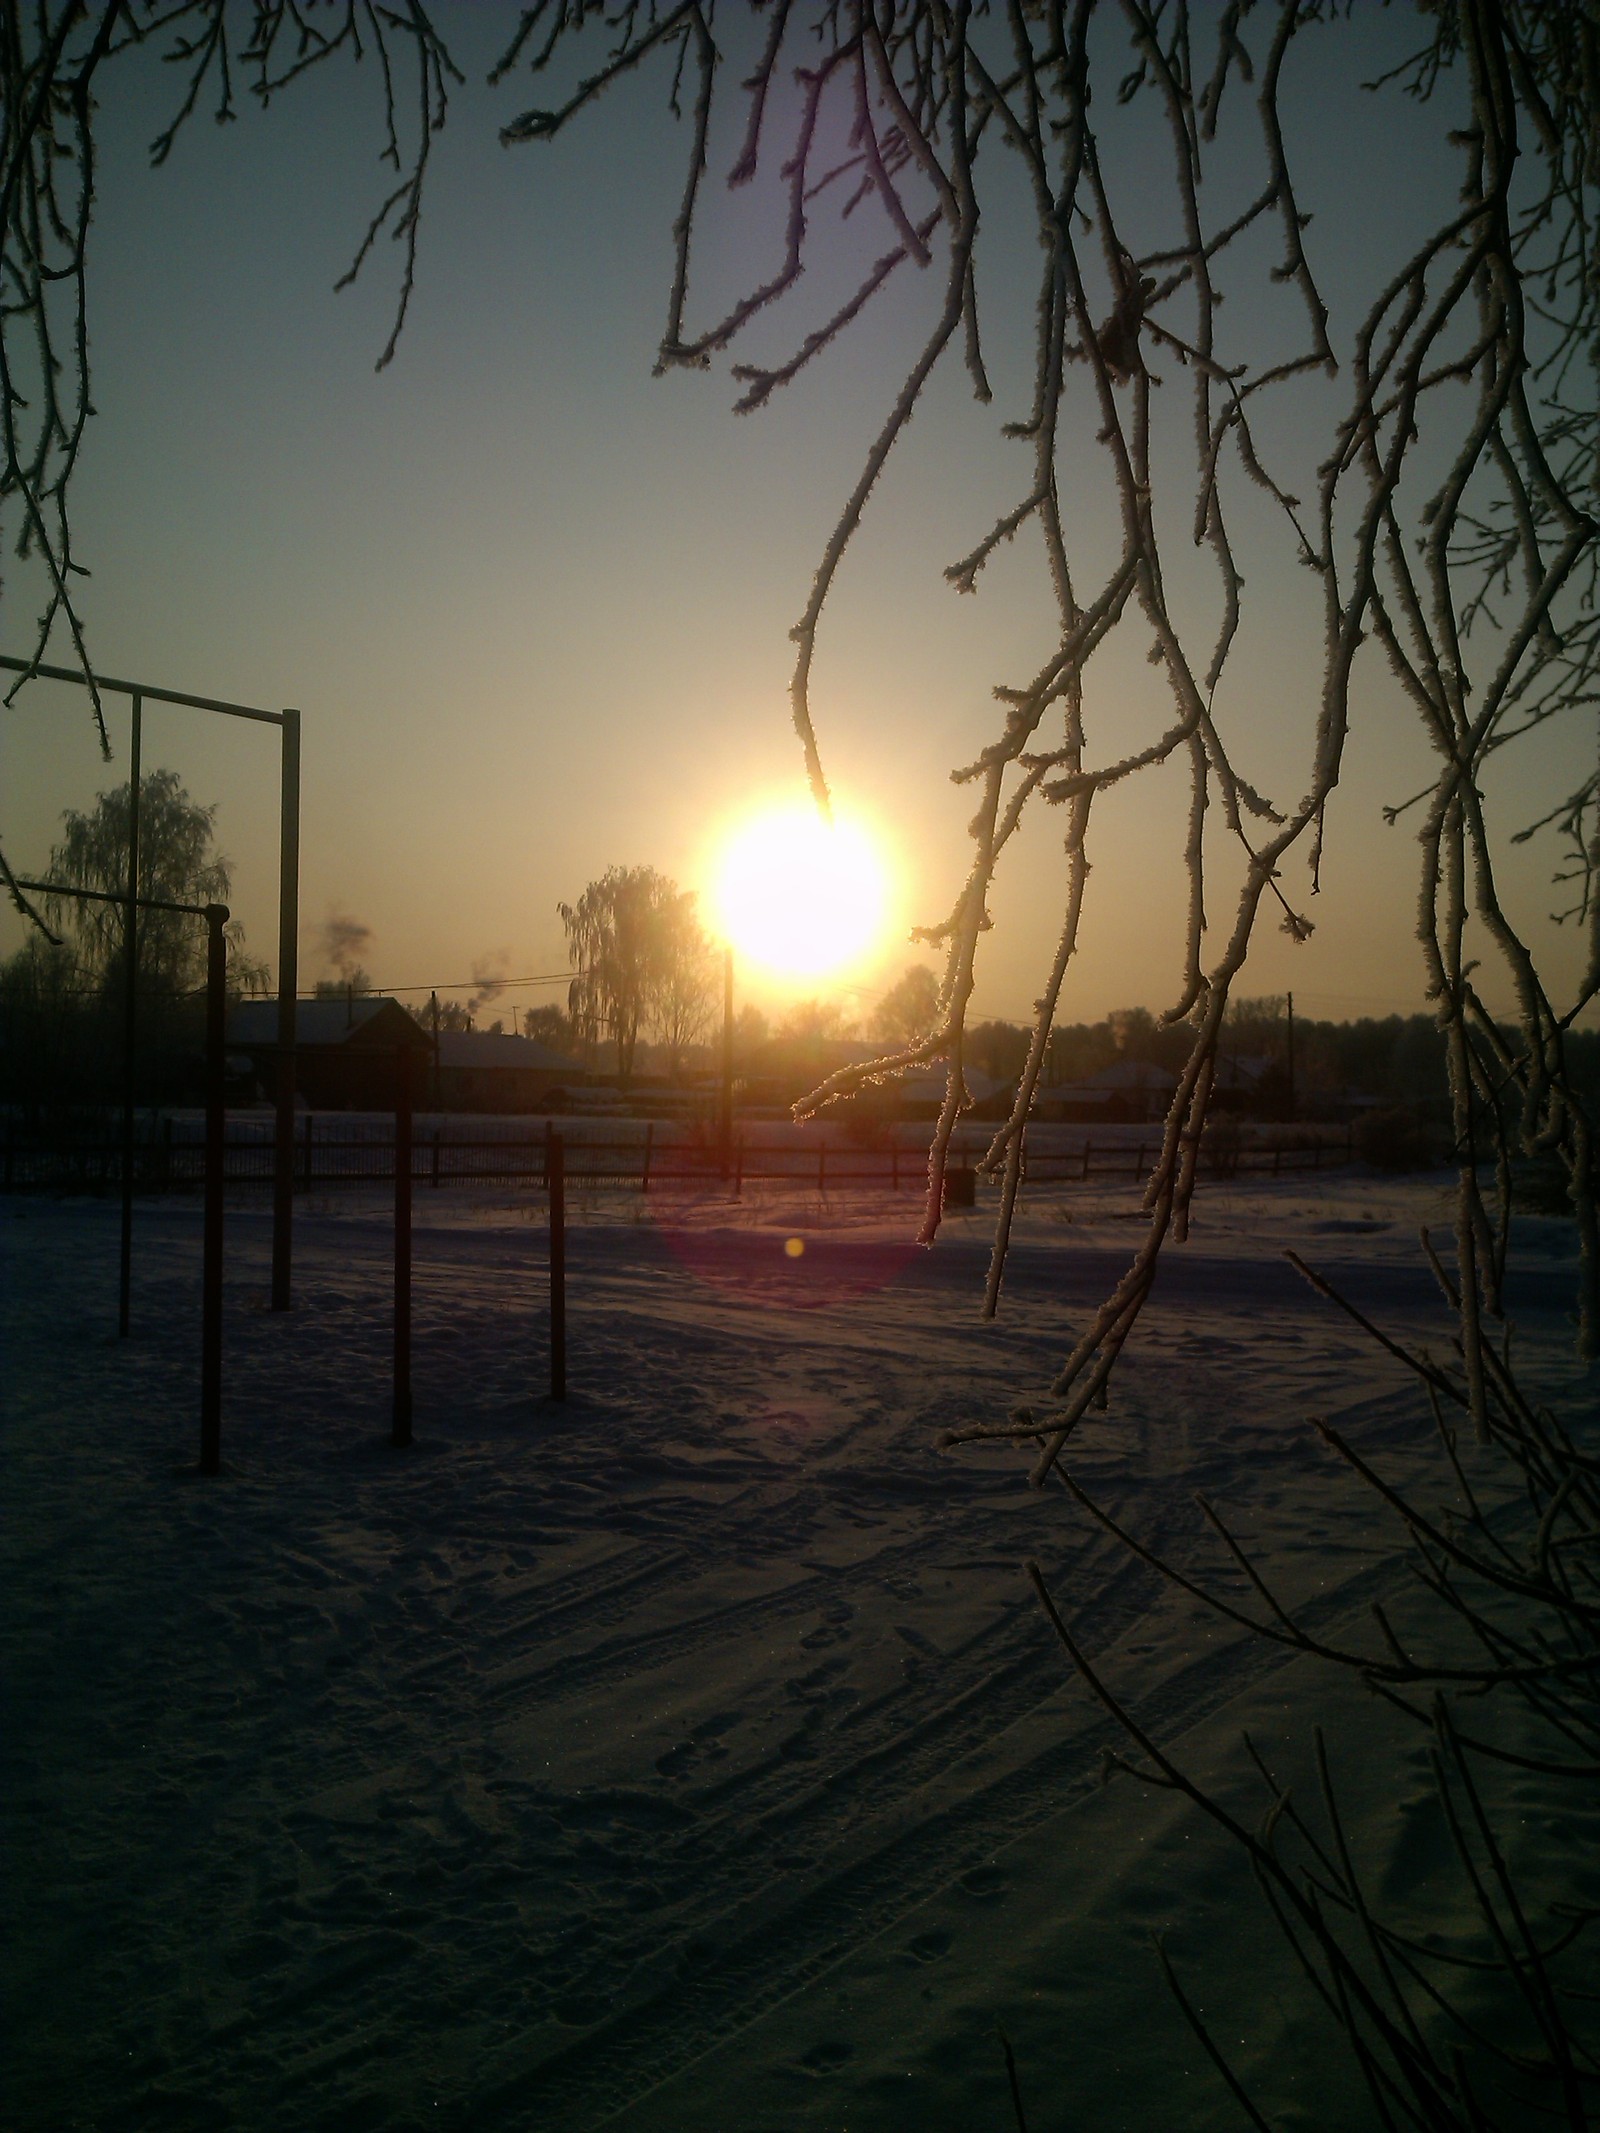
[652,885,715,1081]
[775,997,856,1045]
[869,965,940,1047]
[559,865,714,1083]
[966,1019,1031,1087]
[41,769,265,1000]
[520,1003,575,1053]
[731,1001,769,1067]
[0,767,263,1106]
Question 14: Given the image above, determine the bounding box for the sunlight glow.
[711,801,891,982]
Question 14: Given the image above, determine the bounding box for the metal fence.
[1,1118,1356,1195]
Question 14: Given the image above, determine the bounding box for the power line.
[311,972,580,997]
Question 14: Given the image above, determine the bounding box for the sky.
[1,3,1591,1033]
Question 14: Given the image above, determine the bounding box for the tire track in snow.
[470,1552,1410,2130]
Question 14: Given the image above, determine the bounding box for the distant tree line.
[963,994,1600,1120]
[6,796,1593,1131]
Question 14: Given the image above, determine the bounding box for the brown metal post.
[392,1044,413,1447]
[200,904,228,1475]
[548,1124,566,1401]
[119,693,142,1338]
[271,708,300,1311]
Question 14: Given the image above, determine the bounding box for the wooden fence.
[1,1118,1356,1195]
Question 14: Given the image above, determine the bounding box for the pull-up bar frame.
[2,654,300,1318]
[19,878,230,1473]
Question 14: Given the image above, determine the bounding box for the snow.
[2,1168,1590,2129]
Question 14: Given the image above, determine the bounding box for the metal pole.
[719,946,734,1177]
[118,693,142,1337]
[1285,989,1296,1125]
[200,904,228,1475]
[548,1124,566,1401]
[393,1045,413,1448]
[271,708,300,1310]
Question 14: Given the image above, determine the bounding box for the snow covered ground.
[2,1170,1590,2130]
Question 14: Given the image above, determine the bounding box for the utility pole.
[200,904,228,1475]
[1286,990,1296,1124]
[720,946,735,1177]
[118,694,142,1339]
[271,707,300,1313]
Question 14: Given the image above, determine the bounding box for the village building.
[739,1036,1015,1122]
[227,996,431,1110]
[848,1062,1015,1123]
[228,1004,589,1113]
[1031,1056,1180,1124]
[430,1030,588,1114]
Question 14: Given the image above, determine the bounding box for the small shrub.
[1354,1105,1436,1170]
[1202,1110,1242,1179]
[1515,1154,1593,1218]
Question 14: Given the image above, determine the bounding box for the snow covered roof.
[1214,1053,1276,1088]
[1076,1057,1179,1092]
[434,1031,581,1076]
[890,1064,1011,1104]
[228,997,426,1048]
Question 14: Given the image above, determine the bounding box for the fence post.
[392,1047,413,1449]
[548,1125,566,1401]
[642,1122,653,1195]
[431,1125,441,1189]
[200,905,227,1476]
[734,1136,743,1198]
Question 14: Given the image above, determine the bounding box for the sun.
[711,800,891,981]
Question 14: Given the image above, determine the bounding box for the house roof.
[228,997,428,1049]
[891,1064,1011,1105]
[434,1031,583,1077]
[1077,1057,1179,1092]
[1214,1053,1276,1088]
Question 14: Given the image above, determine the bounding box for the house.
[1032,1057,1179,1124]
[228,996,432,1110]
[1212,1053,1286,1113]
[845,1062,1015,1123]
[743,1037,1015,1123]
[429,1030,588,1114]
